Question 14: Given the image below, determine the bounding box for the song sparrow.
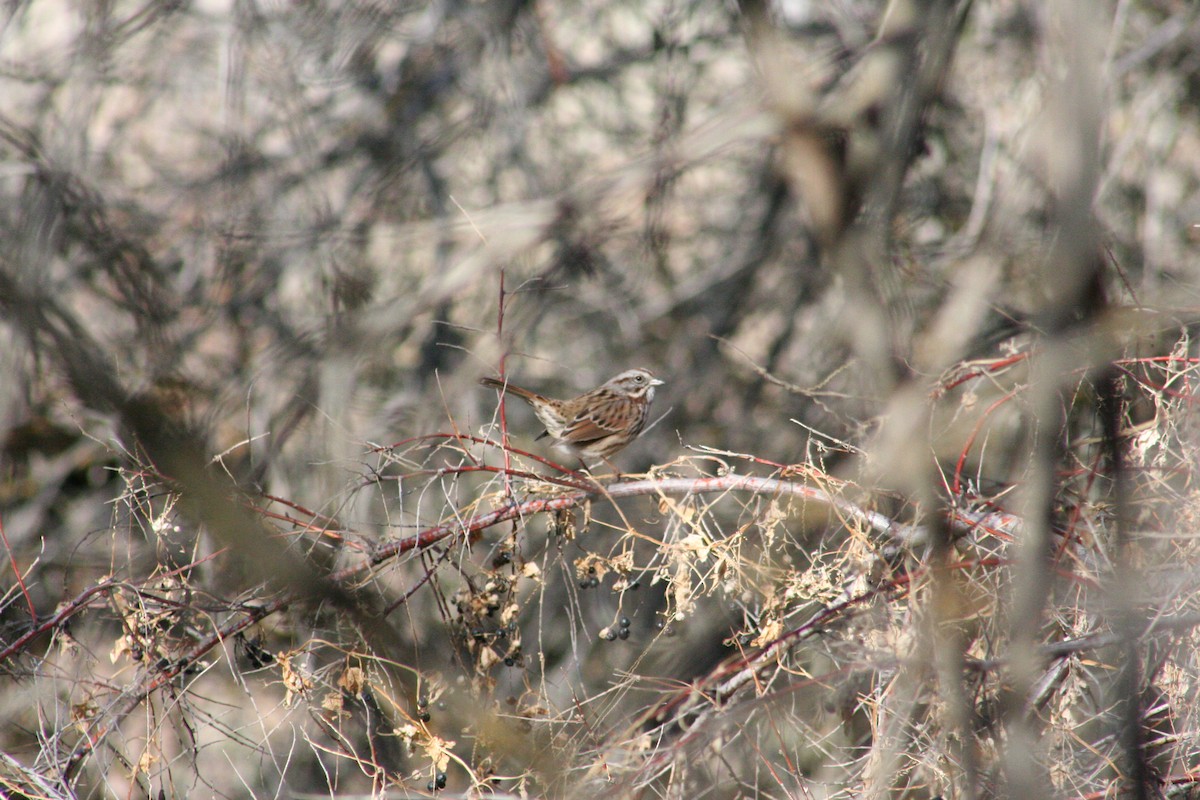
[480,368,664,462]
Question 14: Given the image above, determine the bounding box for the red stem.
[0,512,35,624]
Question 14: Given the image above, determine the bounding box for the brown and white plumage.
[480,368,663,461]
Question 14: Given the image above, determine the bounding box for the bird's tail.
[479,376,542,404]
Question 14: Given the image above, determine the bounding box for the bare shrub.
[3,1,1200,798]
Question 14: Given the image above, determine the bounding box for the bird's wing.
[561,395,625,445]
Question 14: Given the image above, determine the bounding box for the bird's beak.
[651,378,665,386]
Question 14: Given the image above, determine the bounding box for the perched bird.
[480,368,663,463]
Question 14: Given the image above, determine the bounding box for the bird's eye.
[635,375,644,383]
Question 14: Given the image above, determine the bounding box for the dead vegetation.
[3,1,1200,798]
